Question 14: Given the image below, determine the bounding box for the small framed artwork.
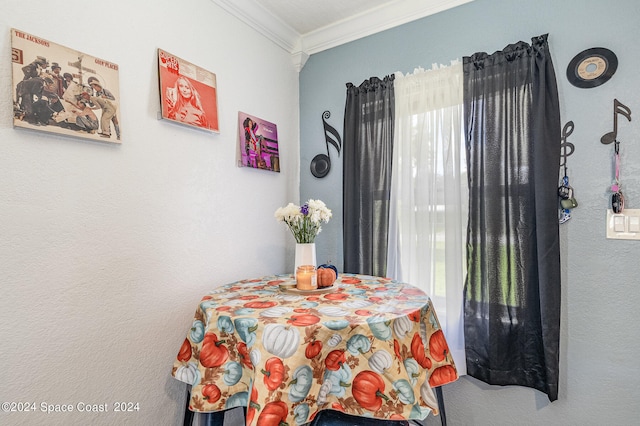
[11,28,122,143]
[238,112,280,172]
[158,48,219,133]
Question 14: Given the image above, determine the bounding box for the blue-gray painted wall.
[300,0,640,423]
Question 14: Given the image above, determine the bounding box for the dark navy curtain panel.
[462,34,562,401]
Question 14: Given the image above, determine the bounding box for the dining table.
[172,273,458,426]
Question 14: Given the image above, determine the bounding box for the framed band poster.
[158,48,219,133]
[11,28,122,143]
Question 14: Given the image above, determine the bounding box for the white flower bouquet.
[274,199,332,243]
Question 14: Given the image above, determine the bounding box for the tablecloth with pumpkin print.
[172,274,458,426]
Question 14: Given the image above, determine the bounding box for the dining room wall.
[0,0,300,425]
[300,0,640,424]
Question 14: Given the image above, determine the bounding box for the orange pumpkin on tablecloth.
[352,370,388,411]
[177,338,191,362]
[257,401,289,426]
[407,310,421,322]
[200,333,229,368]
[287,313,321,326]
[262,357,285,391]
[324,293,348,301]
[429,329,450,362]
[237,342,252,369]
[429,364,457,387]
[247,386,260,424]
[201,384,221,403]
[410,332,431,369]
[325,350,346,371]
[305,340,322,359]
[244,300,278,309]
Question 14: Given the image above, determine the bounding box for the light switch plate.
[606,209,640,240]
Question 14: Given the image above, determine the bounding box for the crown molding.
[291,50,310,73]
[210,0,299,52]
[210,0,473,71]
[301,0,474,55]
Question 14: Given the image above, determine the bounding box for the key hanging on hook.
[601,99,630,214]
[611,140,625,213]
[611,140,621,192]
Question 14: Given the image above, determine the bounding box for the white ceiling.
[211,0,473,70]
[254,0,396,35]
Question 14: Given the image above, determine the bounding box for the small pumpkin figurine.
[317,264,338,288]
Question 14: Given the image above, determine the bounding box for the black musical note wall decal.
[560,121,575,168]
[601,99,631,144]
[310,111,342,178]
[559,120,578,224]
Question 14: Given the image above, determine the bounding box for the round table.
[172,274,458,425]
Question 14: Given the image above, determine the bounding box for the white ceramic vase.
[294,243,317,273]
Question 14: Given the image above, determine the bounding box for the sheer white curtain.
[387,62,467,374]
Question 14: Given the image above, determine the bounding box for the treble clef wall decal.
[601,98,632,144]
[560,120,575,168]
[558,120,578,224]
[310,111,342,178]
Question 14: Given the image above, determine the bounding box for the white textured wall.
[0,0,299,424]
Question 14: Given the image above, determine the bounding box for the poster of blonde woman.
[158,49,219,133]
[11,28,122,143]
